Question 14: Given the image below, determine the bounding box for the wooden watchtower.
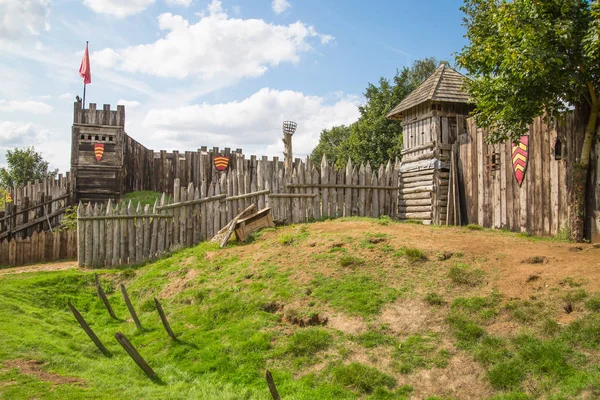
[387,63,472,224]
[71,101,126,203]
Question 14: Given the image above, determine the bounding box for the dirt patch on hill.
[3,360,83,385]
[403,353,494,400]
[0,261,78,276]
[159,268,200,298]
[380,299,445,335]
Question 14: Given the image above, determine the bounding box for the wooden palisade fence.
[1,174,72,240]
[78,156,401,268]
[0,230,77,267]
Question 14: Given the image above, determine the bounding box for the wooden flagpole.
[82,41,88,110]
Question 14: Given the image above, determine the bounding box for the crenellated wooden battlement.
[73,101,125,127]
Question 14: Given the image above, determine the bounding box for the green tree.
[457,0,599,241]
[0,147,56,189]
[310,125,352,167]
[310,58,440,169]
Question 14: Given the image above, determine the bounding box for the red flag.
[79,42,91,84]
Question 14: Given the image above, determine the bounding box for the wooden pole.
[265,370,281,400]
[154,298,176,340]
[120,284,142,330]
[283,133,293,176]
[114,332,159,381]
[95,274,117,319]
[68,301,111,357]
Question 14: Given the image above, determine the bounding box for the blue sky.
[0,0,467,172]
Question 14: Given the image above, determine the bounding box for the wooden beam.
[286,184,397,190]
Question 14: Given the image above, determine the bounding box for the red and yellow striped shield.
[94,143,104,162]
[511,136,529,186]
[5,192,12,203]
[214,156,229,171]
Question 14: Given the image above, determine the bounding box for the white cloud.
[0,121,49,146]
[0,0,51,40]
[92,0,332,81]
[90,48,122,69]
[143,87,360,156]
[83,0,155,18]
[165,0,191,6]
[117,100,141,108]
[272,0,290,14]
[59,93,74,100]
[0,100,53,114]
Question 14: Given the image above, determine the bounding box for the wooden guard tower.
[387,64,472,224]
[71,101,126,203]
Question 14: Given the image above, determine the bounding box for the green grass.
[1,219,599,400]
[392,335,450,374]
[339,255,366,267]
[393,247,427,262]
[447,263,486,286]
[311,274,400,317]
[466,224,484,230]
[121,191,163,207]
[328,362,396,394]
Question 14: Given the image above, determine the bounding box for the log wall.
[457,109,600,239]
[0,230,76,267]
[1,174,72,240]
[78,155,401,268]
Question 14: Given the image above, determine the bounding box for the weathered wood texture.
[0,229,76,267]
[458,109,600,240]
[77,154,401,267]
[1,175,72,240]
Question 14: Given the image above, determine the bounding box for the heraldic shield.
[511,136,529,186]
[214,156,229,171]
[94,143,104,162]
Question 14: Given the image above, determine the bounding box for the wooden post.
[283,133,293,176]
[154,298,176,340]
[95,274,117,319]
[68,301,111,357]
[114,332,159,381]
[120,284,142,330]
[265,370,281,400]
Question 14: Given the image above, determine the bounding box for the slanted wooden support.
[68,301,111,357]
[114,332,159,381]
[154,298,176,340]
[265,370,281,400]
[120,284,142,330]
[95,274,117,319]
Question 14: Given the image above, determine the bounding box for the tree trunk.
[570,102,598,242]
[283,133,293,176]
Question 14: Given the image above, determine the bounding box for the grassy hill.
[1,218,599,399]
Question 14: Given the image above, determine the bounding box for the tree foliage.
[310,58,440,169]
[456,0,599,147]
[457,0,599,241]
[0,147,56,189]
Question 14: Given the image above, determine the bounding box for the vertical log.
[106,200,113,267]
[120,203,127,265]
[92,204,99,267]
[150,200,159,259]
[98,204,105,267]
[187,183,195,247]
[128,201,135,264]
[371,172,379,218]
[84,203,93,268]
[157,195,166,257]
[345,159,352,217]
[179,186,187,247]
[358,163,366,217]
[173,178,181,245]
[311,166,320,220]
[112,203,120,266]
[143,204,151,262]
[77,202,85,266]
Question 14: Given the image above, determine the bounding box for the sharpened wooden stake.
[120,284,142,329]
[95,274,117,319]
[68,301,111,357]
[154,298,176,340]
[114,332,158,381]
[265,370,281,400]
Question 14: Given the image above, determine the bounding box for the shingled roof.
[387,64,469,120]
